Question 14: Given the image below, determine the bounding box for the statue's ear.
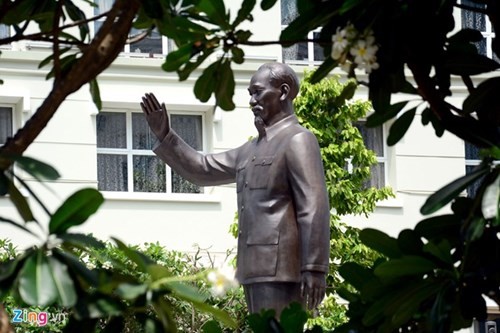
[280,83,290,101]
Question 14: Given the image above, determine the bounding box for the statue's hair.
[257,62,300,100]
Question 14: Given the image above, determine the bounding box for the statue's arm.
[286,131,330,309]
[141,92,237,186]
[153,130,238,186]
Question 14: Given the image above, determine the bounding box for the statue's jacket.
[154,114,330,285]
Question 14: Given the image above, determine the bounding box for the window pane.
[282,42,308,61]
[465,142,481,160]
[0,24,9,38]
[133,155,166,192]
[461,0,486,31]
[94,0,113,15]
[313,32,325,61]
[97,154,127,191]
[0,107,12,145]
[172,170,201,194]
[466,165,483,197]
[281,0,298,25]
[96,112,126,148]
[132,113,156,150]
[364,163,385,188]
[355,122,384,156]
[130,28,162,55]
[171,115,202,150]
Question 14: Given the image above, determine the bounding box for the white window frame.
[96,108,208,198]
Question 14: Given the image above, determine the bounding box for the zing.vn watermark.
[11,308,68,327]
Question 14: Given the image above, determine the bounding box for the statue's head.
[256,62,300,101]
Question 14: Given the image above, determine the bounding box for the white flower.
[350,39,378,65]
[207,266,239,297]
[102,261,113,270]
[331,27,349,61]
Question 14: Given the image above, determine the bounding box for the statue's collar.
[264,114,298,141]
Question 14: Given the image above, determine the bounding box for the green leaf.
[202,320,223,333]
[445,53,500,76]
[463,77,500,114]
[366,101,408,128]
[339,0,363,13]
[65,0,89,40]
[49,188,104,234]
[7,178,35,222]
[359,228,402,258]
[215,59,236,110]
[374,256,436,277]
[166,281,207,303]
[112,237,153,273]
[191,300,237,329]
[333,80,357,107]
[387,107,417,146]
[482,173,499,220]
[58,233,106,250]
[115,283,148,300]
[73,294,124,319]
[338,262,374,290]
[18,251,57,306]
[198,0,230,29]
[386,281,442,329]
[52,248,98,286]
[5,154,60,181]
[423,240,453,264]
[163,43,194,72]
[260,0,278,10]
[47,256,77,307]
[231,47,245,64]
[233,0,256,27]
[309,57,337,84]
[0,172,7,196]
[280,302,308,333]
[177,48,214,81]
[397,229,424,256]
[420,163,490,215]
[194,62,217,102]
[89,79,102,111]
[415,214,461,241]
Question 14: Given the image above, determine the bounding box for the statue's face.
[248,69,282,126]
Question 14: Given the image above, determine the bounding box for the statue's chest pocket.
[248,156,274,189]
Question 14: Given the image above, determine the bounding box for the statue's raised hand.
[140,92,169,142]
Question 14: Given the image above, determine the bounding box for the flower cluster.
[331,24,379,74]
[206,265,239,297]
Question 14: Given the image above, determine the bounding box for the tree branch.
[0,0,142,170]
[0,12,109,47]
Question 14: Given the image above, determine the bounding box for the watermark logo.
[11,308,67,327]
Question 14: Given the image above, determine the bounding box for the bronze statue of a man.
[140,62,330,317]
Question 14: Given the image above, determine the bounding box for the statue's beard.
[254,115,266,139]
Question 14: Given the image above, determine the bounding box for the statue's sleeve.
[286,131,330,273]
[153,129,239,186]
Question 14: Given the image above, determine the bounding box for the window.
[0,24,9,39]
[94,0,167,56]
[465,141,482,197]
[0,107,13,145]
[281,0,325,64]
[461,0,498,62]
[96,110,203,194]
[355,121,387,188]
